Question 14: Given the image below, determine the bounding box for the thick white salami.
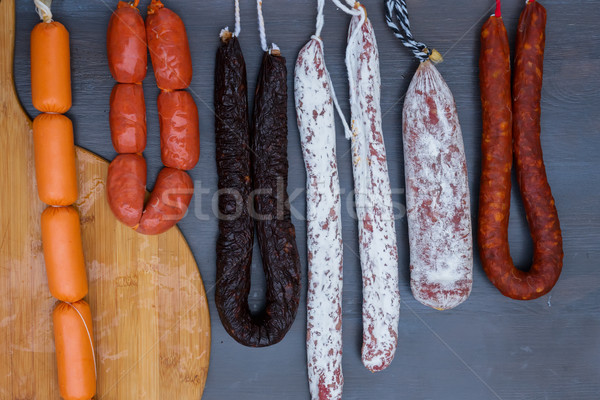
[385,0,473,310]
[295,30,344,400]
[402,61,473,310]
[346,9,400,372]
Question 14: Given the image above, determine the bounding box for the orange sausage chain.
[30,1,96,399]
[106,0,199,235]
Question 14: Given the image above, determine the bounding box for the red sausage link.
[109,83,147,154]
[146,0,193,91]
[106,154,147,228]
[157,90,200,170]
[136,168,193,235]
[478,2,563,300]
[106,1,147,83]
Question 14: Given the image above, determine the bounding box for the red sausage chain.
[106,0,199,235]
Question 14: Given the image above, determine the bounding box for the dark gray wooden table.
[13,0,600,399]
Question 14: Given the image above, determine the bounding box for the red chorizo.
[157,90,200,170]
[109,83,147,154]
[478,0,563,300]
[106,1,147,84]
[136,168,193,235]
[106,154,147,228]
[146,0,192,91]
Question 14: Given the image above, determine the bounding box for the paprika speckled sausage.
[53,300,96,400]
[295,35,344,399]
[41,206,88,303]
[478,0,563,300]
[107,154,147,228]
[109,83,147,154]
[33,113,78,206]
[146,0,192,90]
[106,0,147,83]
[136,167,194,235]
[346,8,400,372]
[158,90,200,170]
[30,20,71,113]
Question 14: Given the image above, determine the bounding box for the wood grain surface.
[8,0,600,399]
[0,0,210,398]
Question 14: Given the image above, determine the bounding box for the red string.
[495,0,502,17]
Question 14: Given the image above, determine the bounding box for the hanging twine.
[309,0,353,138]
[256,0,278,53]
[220,0,241,41]
[384,0,442,63]
[34,0,53,23]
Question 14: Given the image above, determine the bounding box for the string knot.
[385,0,441,63]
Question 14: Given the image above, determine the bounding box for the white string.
[315,0,325,37]
[234,0,241,37]
[65,302,97,379]
[256,0,269,52]
[331,0,361,16]
[34,0,53,23]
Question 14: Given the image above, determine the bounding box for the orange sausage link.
[107,1,147,83]
[137,167,193,235]
[106,154,147,228]
[109,83,147,153]
[41,206,88,302]
[158,90,200,170]
[53,300,96,400]
[33,114,78,206]
[31,21,71,113]
[146,0,193,90]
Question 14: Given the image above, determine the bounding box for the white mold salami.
[295,37,344,399]
[346,10,400,372]
[402,60,473,310]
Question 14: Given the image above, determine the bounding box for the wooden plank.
[0,0,211,398]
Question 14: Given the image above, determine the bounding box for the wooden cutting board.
[0,0,211,399]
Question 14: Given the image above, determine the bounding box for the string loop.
[384,0,431,62]
[34,0,53,23]
[257,0,278,52]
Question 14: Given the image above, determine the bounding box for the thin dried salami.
[346,7,400,372]
[295,33,344,398]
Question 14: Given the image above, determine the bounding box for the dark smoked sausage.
[214,36,301,347]
[478,1,563,300]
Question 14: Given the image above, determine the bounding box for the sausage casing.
[157,90,200,170]
[30,21,71,113]
[295,37,344,399]
[136,167,193,235]
[107,154,147,228]
[106,2,147,83]
[53,300,96,400]
[41,206,88,303]
[109,83,147,154]
[146,0,192,90]
[478,1,563,300]
[33,113,78,206]
[347,13,400,372]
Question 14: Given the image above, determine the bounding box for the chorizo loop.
[478,1,563,300]
[214,36,301,347]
